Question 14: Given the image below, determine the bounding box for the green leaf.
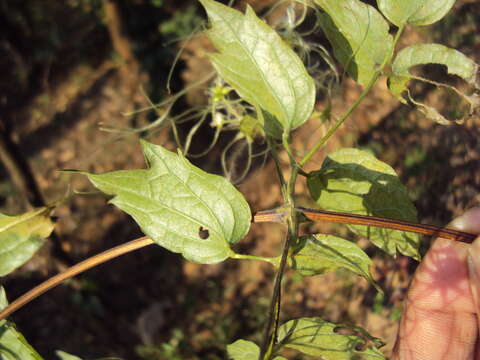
[226,339,286,360]
[55,351,122,360]
[315,0,393,86]
[278,317,385,359]
[199,0,315,135]
[227,340,259,360]
[377,0,456,27]
[389,43,479,103]
[55,351,82,360]
[0,286,7,311]
[83,140,251,264]
[307,148,420,260]
[0,207,55,276]
[0,288,48,360]
[0,320,44,360]
[292,235,381,292]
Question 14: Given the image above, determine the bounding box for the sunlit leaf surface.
[227,339,259,360]
[84,140,251,264]
[199,0,315,135]
[315,0,392,86]
[377,0,456,26]
[389,43,479,104]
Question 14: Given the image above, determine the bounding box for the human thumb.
[457,208,480,311]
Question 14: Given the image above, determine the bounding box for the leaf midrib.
[215,7,293,129]
[158,154,229,239]
[94,168,230,242]
[0,208,49,233]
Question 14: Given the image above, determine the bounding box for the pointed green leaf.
[388,43,479,103]
[278,317,385,359]
[0,207,55,276]
[0,315,44,360]
[307,148,420,260]
[292,235,381,292]
[227,339,259,360]
[1,288,61,360]
[315,0,393,86]
[199,0,315,134]
[83,140,251,264]
[377,0,456,27]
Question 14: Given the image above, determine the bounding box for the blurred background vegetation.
[0,0,479,359]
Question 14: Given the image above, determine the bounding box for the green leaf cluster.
[314,0,478,124]
[228,317,385,360]
[2,0,475,358]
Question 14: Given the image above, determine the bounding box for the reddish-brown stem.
[254,207,477,243]
[2,207,477,321]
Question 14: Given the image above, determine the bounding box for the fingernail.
[467,237,480,307]
[450,207,480,233]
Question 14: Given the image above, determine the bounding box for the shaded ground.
[0,1,479,359]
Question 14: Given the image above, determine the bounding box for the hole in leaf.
[355,342,367,351]
[333,326,373,352]
[198,226,209,239]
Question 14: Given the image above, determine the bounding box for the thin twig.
[0,237,154,320]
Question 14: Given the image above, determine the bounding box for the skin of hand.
[392,207,480,360]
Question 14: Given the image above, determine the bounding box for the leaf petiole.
[231,253,279,266]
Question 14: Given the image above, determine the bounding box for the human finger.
[392,208,480,360]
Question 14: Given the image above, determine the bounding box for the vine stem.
[0,237,154,321]
[258,25,407,358]
[299,24,405,167]
[259,134,299,360]
[0,234,280,321]
[299,71,380,167]
[267,137,287,199]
